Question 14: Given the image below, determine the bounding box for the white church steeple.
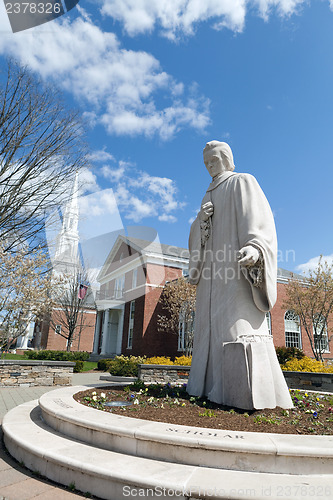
[54,171,80,267]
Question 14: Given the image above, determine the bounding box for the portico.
[92,303,124,357]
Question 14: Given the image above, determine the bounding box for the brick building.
[92,236,188,358]
[91,236,332,360]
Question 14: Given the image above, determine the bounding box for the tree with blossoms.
[0,244,55,352]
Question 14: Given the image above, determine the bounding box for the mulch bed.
[73,383,333,436]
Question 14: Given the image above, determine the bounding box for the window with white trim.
[178,306,195,353]
[132,268,137,289]
[182,268,189,278]
[55,325,61,335]
[114,275,125,299]
[265,312,272,335]
[127,300,135,349]
[313,314,330,353]
[284,310,301,348]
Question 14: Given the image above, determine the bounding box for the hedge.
[26,350,90,361]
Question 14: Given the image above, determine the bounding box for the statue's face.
[203,148,226,178]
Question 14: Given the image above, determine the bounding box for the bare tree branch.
[283,258,333,361]
[51,267,95,352]
[0,59,88,251]
[157,276,196,357]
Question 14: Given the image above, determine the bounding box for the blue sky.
[1,0,333,274]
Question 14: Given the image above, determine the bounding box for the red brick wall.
[122,264,183,358]
[119,264,333,361]
[39,308,96,352]
[269,281,332,359]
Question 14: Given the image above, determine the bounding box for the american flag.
[78,284,88,300]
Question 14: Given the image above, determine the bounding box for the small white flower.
[92,395,97,401]
[92,391,97,396]
[101,393,106,399]
[134,398,140,405]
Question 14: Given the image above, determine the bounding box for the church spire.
[54,171,80,265]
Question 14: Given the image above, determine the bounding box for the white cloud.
[159,214,177,223]
[101,0,247,37]
[253,0,304,20]
[296,254,333,275]
[78,168,100,195]
[188,207,200,224]
[100,0,307,38]
[95,152,183,222]
[88,149,116,163]
[101,162,129,183]
[0,5,209,139]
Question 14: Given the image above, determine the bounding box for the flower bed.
[74,383,333,436]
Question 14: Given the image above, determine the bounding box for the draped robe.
[186,172,293,410]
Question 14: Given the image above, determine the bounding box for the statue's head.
[203,141,235,178]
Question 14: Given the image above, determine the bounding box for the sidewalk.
[0,372,111,499]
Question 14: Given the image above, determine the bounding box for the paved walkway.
[0,372,111,499]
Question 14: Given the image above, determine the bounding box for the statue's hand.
[200,201,214,222]
[237,246,260,267]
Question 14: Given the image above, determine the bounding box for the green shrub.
[26,350,90,362]
[73,360,84,373]
[108,358,139,377]
[97,359,113,371]
[107,355,145,377]
[275,346,304,365]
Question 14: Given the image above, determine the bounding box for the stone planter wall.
[283,371,333,392]
[138,364,190,385]
[0,360,75,387]
[139,365,333,393]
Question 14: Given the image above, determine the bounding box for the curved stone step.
[3,399,333,500]
[38,386,333,476]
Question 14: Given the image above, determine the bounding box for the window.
[132,268,137,289]
[127,300,135,349]
[284,310,301,348]
[265,312,272,335]
[55,325,62,335]
[313,314,329,353]
[178,306,195,353]
[114,275,125,299]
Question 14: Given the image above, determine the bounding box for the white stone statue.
[187,141,293,410]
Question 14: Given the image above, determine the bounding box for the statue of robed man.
[187,141,293,410]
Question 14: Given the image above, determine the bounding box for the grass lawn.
[0,353,98,372]
[0,353,27,360]
[81,361,98,372]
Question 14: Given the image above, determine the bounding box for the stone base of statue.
[222,336,293,410]
[3,385,332,498]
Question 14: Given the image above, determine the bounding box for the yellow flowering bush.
[281,356,333,373]
[106,355,192,376]
[144,356,172,365]
[144,356,192,365]
[174,355,192,366]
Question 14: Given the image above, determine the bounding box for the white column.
[92,312,102,354]
[116,305,125,355]
[100,309,109,355]
[17,314,32,349]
